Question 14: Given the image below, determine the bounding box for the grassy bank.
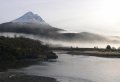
[52,47,120,58]
[67,51,120,58]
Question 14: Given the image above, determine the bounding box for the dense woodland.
[0,36,58,62]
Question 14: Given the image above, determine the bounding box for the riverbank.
[67,51,120,58]
[0,36,58,71]
[0,72,58,82]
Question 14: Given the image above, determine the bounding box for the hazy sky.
[0,0,120,35]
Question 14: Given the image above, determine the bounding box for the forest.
[0,36,58,62]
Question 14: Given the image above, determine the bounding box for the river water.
[9,52,120,82]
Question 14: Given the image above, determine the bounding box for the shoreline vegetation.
[0,36,58,71]
[0,36,58,82]
[52,45,120,58]
[67,51,120,58]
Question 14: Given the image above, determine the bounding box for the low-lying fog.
[0,33,120,48]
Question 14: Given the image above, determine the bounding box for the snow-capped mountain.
[0,11,62,36]
[12,12,46,24]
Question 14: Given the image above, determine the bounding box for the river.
[8,52,120,82]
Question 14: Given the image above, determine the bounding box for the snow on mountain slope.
[12,12,46,24]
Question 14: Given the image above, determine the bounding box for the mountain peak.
[25,11,34,16]
[12,12,46,24]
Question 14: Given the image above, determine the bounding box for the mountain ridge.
[0,11,119,44]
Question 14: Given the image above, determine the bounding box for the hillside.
[0,36,58,62]
[0,22,61,35]
[59,32,109,42]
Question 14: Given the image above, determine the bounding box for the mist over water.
[2,32,120,82]
[0,33,119,48]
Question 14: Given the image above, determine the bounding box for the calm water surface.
[9,52,120,82]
